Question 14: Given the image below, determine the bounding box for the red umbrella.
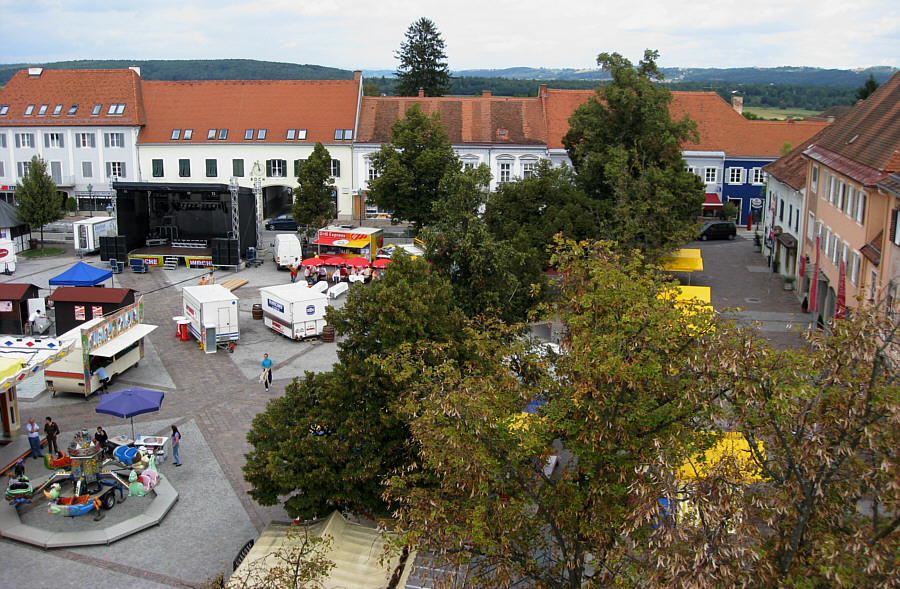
[300,257,325,267]
[345,257,370,268]
[322,257,346,266]
[835,258,846,319]
[372,258,392,268]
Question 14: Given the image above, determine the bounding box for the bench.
[327,282,349,299]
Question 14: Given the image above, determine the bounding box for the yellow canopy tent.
[659,285,714,334]
[660,249,704,273]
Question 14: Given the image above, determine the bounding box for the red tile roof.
[138,79,360,145]
[0,68,145,126]
[0,283,39,300]
[806,71,900,178]
[48,286,134,303]
[356,95,547,145]
[543,88,829,157]
[763,127,831,190]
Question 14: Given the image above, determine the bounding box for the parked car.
[265,214,299,231]
[699,221,737,241]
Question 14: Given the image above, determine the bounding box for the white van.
[272,234,303,270]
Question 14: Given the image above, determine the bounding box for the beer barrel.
[251,304,263,320]
[321,325,335,343]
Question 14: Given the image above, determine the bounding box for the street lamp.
[87,183,93,217]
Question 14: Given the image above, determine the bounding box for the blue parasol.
[95,387,165,439]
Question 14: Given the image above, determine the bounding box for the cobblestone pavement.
[0,228,811,586]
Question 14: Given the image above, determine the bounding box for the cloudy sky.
[1,0,897,71]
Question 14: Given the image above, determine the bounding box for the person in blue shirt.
[93,365,110,394]
[260,353,273,392]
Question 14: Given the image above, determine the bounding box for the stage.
[127,244,213,268]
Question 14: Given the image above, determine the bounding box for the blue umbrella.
[95,387,165,439]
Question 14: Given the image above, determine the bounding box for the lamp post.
[87,183,93,217]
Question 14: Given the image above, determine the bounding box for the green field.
[743,106,822,120]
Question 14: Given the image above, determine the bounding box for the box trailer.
[0,238,17,274]
[182,285,240,347]
[44,299,157,397]
[73,217,117,254]
[259,283,329,340]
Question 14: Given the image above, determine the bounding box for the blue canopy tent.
[49,262,113,286]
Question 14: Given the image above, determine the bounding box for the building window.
[67,104,78,116]
[0,134,5,148]
[75,133,95,148]
[704,167,718,183]
[841,242,849,265]
[837,181,846,210]
[727,167,745,184]
[499,162,511,183]
[778,199,784,221]
[233,159,244,177]
[44,133,64,148]
[52,104,62,116]
[17,162,29,178]
[334,129,352,140]
[257,129,267,140]
[831,234,841,265]
[286,129,296,141]
[91,104,102,116]
[845,186,855,216]
[811,165,819,193]
[850,251,861,285]
[15,133,35,148]
[218,129,228,140]
[266,159,286,177]
[107,104,125,115]
[179,159,191,177]
[183,129,193,140]
[24,105,34,116]
[152,159,164,177]
[751,168,765,184]
[171,129,181,140]
[367,165,379,182]
[207,129,216,140]
[49,161,63,184]
[206,159,218,177]
[293,159,303,177]
[244,129,253,140]
[824,228,832,257]
[828,175,836,203]
[297,129,307,140]
[37,104,48,116]
[106,162,126,178]
[82,161,93,178]
[0,162,5,177]
[856,192,867,224]
[0,105,9,116]
[807,212,816,240]
[104,133,124,148]
[522,162,536,179]
[330,159,341,177]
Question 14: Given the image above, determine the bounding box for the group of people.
[287,258,380,285]
[24,417,182,467]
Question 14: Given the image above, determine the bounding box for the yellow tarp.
[677,432,765,483]
[0,358,26,388]
[660,249,704,273]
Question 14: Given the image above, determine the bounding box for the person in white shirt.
[25,417,43,459]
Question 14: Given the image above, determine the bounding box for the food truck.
[73,217,117,254]
[259,283,329,340]
[313,226,383,262]
[44,299,157,396]
[182,285,240,349]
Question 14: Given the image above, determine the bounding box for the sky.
[1,0,897,72]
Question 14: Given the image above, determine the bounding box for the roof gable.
[138,79,360,145]
[0,68,145,126]
[763,127,831,190]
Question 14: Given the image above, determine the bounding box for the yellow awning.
[677,432,765,482]
[660,249,704,273]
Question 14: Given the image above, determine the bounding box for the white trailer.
[73,217,117,254]
[0,238,17,274]
[182,285,240,347]
[259,283,329,340]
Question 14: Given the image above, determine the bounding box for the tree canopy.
[563,50,705,260]
[394,17,452,97]
[366,103,461,229]
[291,142,336,231]
[14,156,64,246]
[855,73,880,103]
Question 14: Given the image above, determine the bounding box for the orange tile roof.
[543,88,829,157]
[357,95,547,145]
[0,68,145,126]
[763,127,831,190]
[138,79,360,145]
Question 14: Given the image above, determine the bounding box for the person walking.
[290,259,299,283]
[260,353,273,391]
[25,417,42,459]
[44,416,60,457]
[171,425,182,467]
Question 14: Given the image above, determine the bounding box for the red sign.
[75,305,85,321]
[92,306,103,319]
[0,249,8,258]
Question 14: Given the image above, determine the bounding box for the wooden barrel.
[251,304,263,320]
[321,325,335,343]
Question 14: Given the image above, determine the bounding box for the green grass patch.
[743,106,821,120]
[21,247,65,258]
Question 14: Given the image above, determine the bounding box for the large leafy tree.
[367,103,460,229]
[291,142,336,232]
[385,239,718,588]
[14,156,64,247]
[394,17,452,97]
[244,256,471,519]
[564,50,705,260]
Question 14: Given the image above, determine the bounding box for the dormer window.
[218,129,228,140]
[67,104,78,116]
[298,129,307,140]
[207,129,217,140]
[37,104,48,116]
[91,104,102,116]
[171,129,181,140]
[286,129,296,141]
[52,104,63,116]
[0,105,9,116]
[107,104,125,115]
[257,129,267,140]
[244,129,253,140]
[183,129,193,140]
[24,105,34,116]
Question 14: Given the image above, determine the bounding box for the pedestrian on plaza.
[44,416,60,457]
[205,271,215,285]
[260,353,273,391]
[94,426,112,458]
[171,425,182,467]
[25,417,42,459]
[93,364,110,394]
[27,309,43,335]
[290,259,299,283]
[339,265,348,281]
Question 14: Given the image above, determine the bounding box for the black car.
[699,221,737,240]
[265,214,298,231]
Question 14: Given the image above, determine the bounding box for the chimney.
[539,84,547,98]
[27,67,43,77]
[418,88,425,98]
[731,94,743,115]
[482,90,492,97]
[353,70,362,82]
[129,66,141,77]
